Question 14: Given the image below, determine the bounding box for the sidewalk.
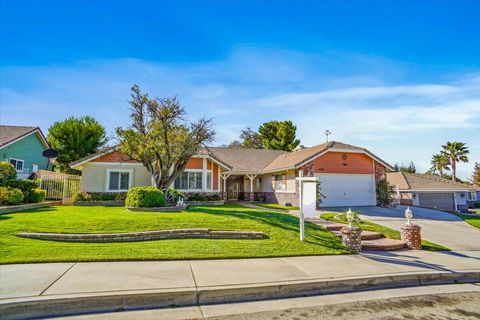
[1,250,480,318]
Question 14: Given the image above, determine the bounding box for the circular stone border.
[16,229,265,242]
[126,205,188,212]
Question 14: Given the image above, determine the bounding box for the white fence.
[37,170,81,204]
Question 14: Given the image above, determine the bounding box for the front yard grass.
[254,202,299,211]
[320,212,450,251]
[455,213,480,230]
[0,204,349,264]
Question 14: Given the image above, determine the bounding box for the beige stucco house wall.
[81,163,152,192]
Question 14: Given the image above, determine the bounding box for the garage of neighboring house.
[417,192,455,211]
[387,172,473,213]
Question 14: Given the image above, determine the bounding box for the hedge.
[73,192,127,202]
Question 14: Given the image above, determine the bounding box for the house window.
[107,171,131,191]
[174,171,203,190]
[9,158,24,172]
[207,171,212,190]
[468,191,477,201]
[274,175,283,191]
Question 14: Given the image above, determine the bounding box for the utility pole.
[324,130,332,142]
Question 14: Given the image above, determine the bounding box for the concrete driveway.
[321,205,480,251]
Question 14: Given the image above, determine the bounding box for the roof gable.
[0,125,49,149]
[387,172,474,191]
[262,141,392,173]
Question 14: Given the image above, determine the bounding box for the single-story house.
[386,172,477,213]
[70,141,393,207]
[467,190,480,208]
[0,125,50,179]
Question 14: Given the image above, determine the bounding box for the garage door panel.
[418,193,454,211]
[316,174,375,207]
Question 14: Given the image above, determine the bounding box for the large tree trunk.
[439,168,443,178]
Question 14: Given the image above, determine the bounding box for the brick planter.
[401,224,422,250]
[341,226,362,252]
[126,205,188,212]
[16,229,265,243]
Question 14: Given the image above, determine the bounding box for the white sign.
[302,179,317,217]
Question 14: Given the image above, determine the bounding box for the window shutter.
[271,176,275,189]
[282,174,287,191]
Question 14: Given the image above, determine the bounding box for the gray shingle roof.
[0,125,47,148]
[207,147,287,172]
[387,172,475,191]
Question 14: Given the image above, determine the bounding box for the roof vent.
[294,145,305,151]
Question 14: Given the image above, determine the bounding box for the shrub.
[376,179,394,206]
[167,189,185,203]
[0,187,24,205]
[25,189,46,203]
[114,192,127,201]
[73,192,91,202]
[5,179,39,200]
[125,186,165,207]
[73,192,127,202]
[0,162,17,186]
[475,202,480,209]
[186,192,221,201]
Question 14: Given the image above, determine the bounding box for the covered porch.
[220,172,259,202]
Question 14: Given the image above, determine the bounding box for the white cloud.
[1,48,479,178]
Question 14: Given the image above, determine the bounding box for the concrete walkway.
[321,206,480,251]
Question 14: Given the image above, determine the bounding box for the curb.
[1,271,479,320]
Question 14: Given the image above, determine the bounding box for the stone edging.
[126,205,188,212]
[0,201,62,215]
[1,271,478,320]
[186,200,225,206]
[73,200,125,206]
[16,228,265,242]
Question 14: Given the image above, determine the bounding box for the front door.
[227,178,240,200]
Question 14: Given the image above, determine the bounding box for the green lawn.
[320,212,449,251]
[0,205,349,264]
[455,213,480,230]
[254,202,299,211]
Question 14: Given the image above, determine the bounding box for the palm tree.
[429,153,450,178]
[441,141,469,182]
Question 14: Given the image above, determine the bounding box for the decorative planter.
[126,205,188,212]
[73,200,125,206]
[185,200,225,206]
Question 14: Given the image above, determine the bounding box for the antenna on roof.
[324,130,332,142]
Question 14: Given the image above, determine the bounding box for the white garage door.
[315,174,375,207]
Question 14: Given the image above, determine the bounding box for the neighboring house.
[466,190,480,208]
[70,141,392,207]
[387,172,476,213]
[0,125,50,179]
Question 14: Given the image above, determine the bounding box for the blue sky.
[1,0,479,178]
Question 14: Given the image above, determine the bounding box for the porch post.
[246,174,257,202]
[220,173,231,201]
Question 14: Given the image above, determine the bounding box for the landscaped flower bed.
[72,192,126,206]
[184,192,224,206]
[0,162,46,206]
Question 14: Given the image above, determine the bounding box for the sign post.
[298,170,305,241]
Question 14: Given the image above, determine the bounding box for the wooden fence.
[37,170,81,204]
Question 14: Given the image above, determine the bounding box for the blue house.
[0,125,50,179]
